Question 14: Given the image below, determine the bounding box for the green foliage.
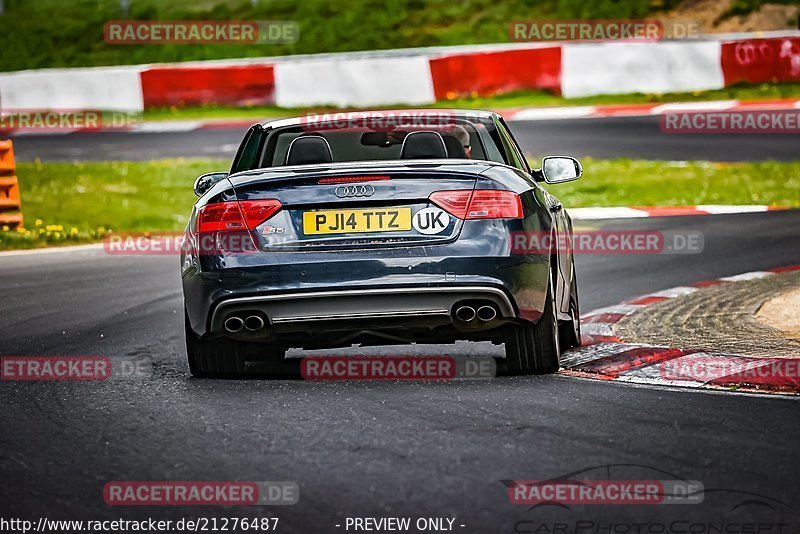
[556,0,650,20]
[725,0,799,18]
[0,0,762,72]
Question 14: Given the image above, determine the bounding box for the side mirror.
[193,172,228,197]
[540,156,582,184]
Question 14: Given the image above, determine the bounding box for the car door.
[497,117,571,313]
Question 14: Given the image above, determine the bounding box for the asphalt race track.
[2,113,799,531]
[9,115,800,162]
[2,210,799,532]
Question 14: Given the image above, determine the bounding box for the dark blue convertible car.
[181,110,582,377]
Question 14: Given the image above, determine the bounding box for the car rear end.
[182,160,552,350]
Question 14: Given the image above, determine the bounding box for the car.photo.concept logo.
[505,465,795,534]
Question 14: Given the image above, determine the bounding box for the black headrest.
[443,135,467,158]
[400,131,447,159]
[286,136,333,166]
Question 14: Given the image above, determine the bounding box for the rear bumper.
[183,246,551,340]
[209,285,515,336]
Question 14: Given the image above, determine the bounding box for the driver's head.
[451,124,472,159]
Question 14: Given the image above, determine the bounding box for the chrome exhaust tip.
[224,316,244,333]
[455,306,477,322]
[244,315,265,331]
[477,305,497,322]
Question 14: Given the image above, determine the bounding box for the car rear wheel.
[184,311,294,378]
[558,264,582,350]
[502,274,561,375]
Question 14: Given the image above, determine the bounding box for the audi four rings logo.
[335,185,375,198]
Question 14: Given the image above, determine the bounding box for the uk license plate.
[302,208,412,235]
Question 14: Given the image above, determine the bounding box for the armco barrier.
[560,41,725,98]
[0,66,144,112]
[0,31,798,112]
[0,140,23,228]
[273,55,435,108]
[430,46,561,100]
[721,37,800,85]
[141,64,276,108]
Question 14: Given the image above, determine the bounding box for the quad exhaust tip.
[455,304,498,323]
[224,316,244,333]
[244,315,265,331]
[224,315,266,332]
[477,305,497,322]
[455,306,477,322]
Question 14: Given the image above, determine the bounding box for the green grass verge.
[1,157,797,251]
[0,158,225,250]
[548,158,800,208]
[142,83,800,122]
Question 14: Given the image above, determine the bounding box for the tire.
[503,273,561,375]
[185,311,294,378]
[558,263,582,350]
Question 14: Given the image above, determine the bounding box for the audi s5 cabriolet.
[181,110,582,378]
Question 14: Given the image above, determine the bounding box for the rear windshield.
[235,113,518,172]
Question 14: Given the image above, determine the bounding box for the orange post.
[0,140,23,228]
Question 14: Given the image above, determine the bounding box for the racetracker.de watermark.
[511,230,703,255]
[103,232,258,255]
[301,356,496,380]
[0,356,151,381]
[103,481,298,506]
[661,110,800,133]
[300,110,471,132]
[509,19,702,42]
[507,479,704,505]
[660,357,800,383]
[104,20,298,44]
[0,110,138,132]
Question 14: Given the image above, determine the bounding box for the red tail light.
[197,199,282,233]
[466,190,523,219]
[429,190,522,220]
[238,200,283,228]
[429,191,472,219]
[196,202,246,233]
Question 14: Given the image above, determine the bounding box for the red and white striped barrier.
[565,265,800,394]
[561,41,725,98]
[141,64,275,108]
[0,66,145,112]
[0,31,798,112]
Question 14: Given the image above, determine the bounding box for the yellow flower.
[2,225,8,232]
[70,227,78,235]
[35,219,43,226]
